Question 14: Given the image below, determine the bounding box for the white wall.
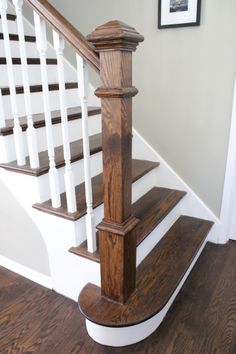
[48,0,236,216]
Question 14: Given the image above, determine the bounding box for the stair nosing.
[69,187,187,262]
[0,106,101,137]
[0,33,36,42]
[0,133,102,177]
[78,216,214,328]
[1,82,78,96]
[0,57,57,65]
[33,160,160,221]
[0,14,17,21]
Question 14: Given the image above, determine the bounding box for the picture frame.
[158,0,201,29]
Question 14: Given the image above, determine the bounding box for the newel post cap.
[87,20,144,52]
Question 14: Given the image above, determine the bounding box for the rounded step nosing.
[82,238,208,347]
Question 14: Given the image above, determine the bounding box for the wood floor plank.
[1,242,236,353]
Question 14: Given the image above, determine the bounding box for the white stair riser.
[0,39,55,58]
[0,19,18,33]
[69,167,159,246]
[0,62,76,86]
[2,88,79,119]
[0,114,101,162]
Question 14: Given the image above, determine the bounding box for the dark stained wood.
[0,33,36,42]
[88,21,144,303]
[70,233,100,263]
[33,159,159,221]
[1,82,78,96]
[69,187,186,262]
[24,0,100,72]
[0,57,57,65]
[0,14,17,21]
[0,106,101,136]
[133,187,186,245]
[1,242,236,352]
[79,216,214,327]
[0,133,102,176]
[1,242,236,353]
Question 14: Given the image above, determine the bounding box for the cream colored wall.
[48,0,236,216]
[0,179,50,275]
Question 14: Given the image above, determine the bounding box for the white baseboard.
[0,255,52,289]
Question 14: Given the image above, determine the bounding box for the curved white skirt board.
[85,237,208,347]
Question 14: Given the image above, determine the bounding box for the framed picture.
[158,0,201,29]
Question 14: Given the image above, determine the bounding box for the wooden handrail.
[24,0,100,73]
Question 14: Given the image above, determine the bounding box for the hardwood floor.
[1,241,236,353]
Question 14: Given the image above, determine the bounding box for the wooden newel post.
[87,21,144,303]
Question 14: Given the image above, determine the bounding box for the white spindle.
[13,0,39,168]
[34,13,61,208]
[77,55,96,253]
[0,92,5,128]
[53,31,76,213]
[0,0,25,165]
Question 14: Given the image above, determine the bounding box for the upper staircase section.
[25,0,100,72]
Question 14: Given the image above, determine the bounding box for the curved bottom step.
[79,216,214,347]
[85,237,207,347]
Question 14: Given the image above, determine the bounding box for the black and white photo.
[158,0,201,28]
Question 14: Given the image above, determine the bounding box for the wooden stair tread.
[0,33,36,42]
[69,187,186,262]
[78,216,214,327]
[0,133,102,176]
[0,57,57,65]
[0,14,17,21]
[1,82,78,96]
[0,106,101,136]
[33,159,159,221]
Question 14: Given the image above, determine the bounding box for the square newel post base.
[97,216,139,304]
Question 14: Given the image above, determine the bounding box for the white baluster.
[0,92,5,128]
[34,13,61,208]
[53,31,76,213]
[13,0,39,168]
[0,0,25,165]
[77,55,96,253]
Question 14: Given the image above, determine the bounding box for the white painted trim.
[0,255,52,289]
[86,236,208,347]
[219,78,236,243]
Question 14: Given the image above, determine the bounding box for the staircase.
[0,0,217,347]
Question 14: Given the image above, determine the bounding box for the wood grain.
[1,133,102,176]
[0,106,101,136]
[33,159,159,221]
[24,0,100,72]
[1,242,236,353]
[79,216,214,327]
[69,187,186,262]
[88,20,144,303]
